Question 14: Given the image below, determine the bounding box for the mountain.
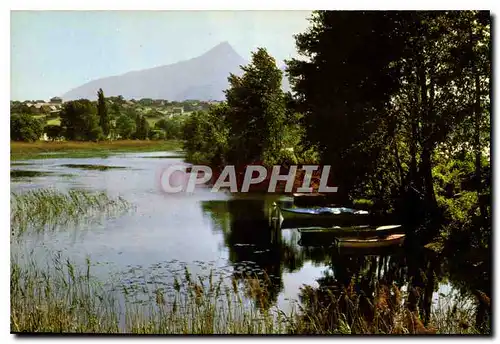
[62,42,291,101]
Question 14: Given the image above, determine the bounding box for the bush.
[11,114,44,142]
[148,129,166,141]
[44,125,63,141]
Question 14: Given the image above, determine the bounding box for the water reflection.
[200,196,490,331]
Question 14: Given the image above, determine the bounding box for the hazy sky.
[11,11,313,101]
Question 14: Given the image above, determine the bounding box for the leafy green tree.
[11,103,38,115]
[155,117,184,139]
[138,98,154,106]
[115,114,136,139]
[286,11,412,203]
[148,129,166,140]
[134,114,150,140]
[125,107,138,119]
[225,48,288,166]
[288,11,491,248]
[182,107,229,166]
[110,102,121,120]
[60,99,101,141]
[97,88,110,138]
[10,113,44,142]
[44,125,63,141]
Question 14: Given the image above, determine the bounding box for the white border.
[3,1,499,344]
[5,1,498,10]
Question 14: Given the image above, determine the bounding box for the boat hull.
[334,234,406,249]
[279,209,392,228]
[268,203,394,229]
[298,225,402,247]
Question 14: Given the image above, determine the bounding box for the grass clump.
[10,189,131,236]
[11,170,54,179]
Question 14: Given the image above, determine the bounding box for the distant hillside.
[62,42,291,101]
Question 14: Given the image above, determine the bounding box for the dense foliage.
[10,114,44,142]
[182,48,302,167]
[60,99,103,141]
[286,11,490,220]
[10,94,199,142]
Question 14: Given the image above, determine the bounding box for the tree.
[148,129,166,140]
[286,11,411,204]
[44,125,63,141]
[155,117,184,139]
[97,88,110,138]
[287,11,491,244]
[182,107,229,166]
[11,114,44,142]
[110,102,121,120]
[134,114,150,140]
[115,114,136,139]
[60,99,101,141]
[225,48,288,166]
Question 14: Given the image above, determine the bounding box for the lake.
[10,150,467,319]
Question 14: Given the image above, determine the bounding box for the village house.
[171,107,184,114]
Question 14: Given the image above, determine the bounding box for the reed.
[10,254,488,335]
[11,189,131,236]
[10,257,287,334]
[288,283,485,335]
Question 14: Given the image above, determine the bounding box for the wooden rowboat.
[278,206,370,228]
[297,225,402,247]
[333,233,406,249]
[268,202,394,229]
[299,224,401,238]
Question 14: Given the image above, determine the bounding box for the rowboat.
[278,206,371,228]
[268,202,394,229]
[299,224,401,238]
[297,225,402,247]
[333,233,406,249]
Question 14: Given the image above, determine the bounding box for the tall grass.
[10,257,287,334]
[288,283,484,334]
[10,254,488,334]
[11,189,131,236]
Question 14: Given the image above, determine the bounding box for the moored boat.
[299,224,401,237]
[333,233,406,249]
[278,206,371,228]
[268,201,395,229]
[297,225,402,247]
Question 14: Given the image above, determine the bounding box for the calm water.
[11,151,462,314]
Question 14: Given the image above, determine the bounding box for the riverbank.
[10,140,183,161]
[10,256,483,335]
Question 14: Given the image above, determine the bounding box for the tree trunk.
[393,138,404,188]
[417,54,437,209]
[421,145,437,208]
[473,49,486,220]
